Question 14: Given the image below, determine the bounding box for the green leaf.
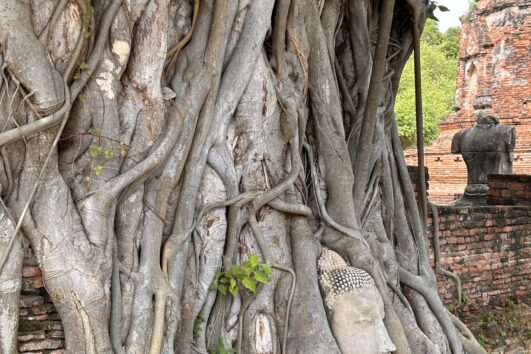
[217,339,237,354]
[93,165,103,176]
[242,276,256,293]
[243,260,254,272]
[261,264,272,276]
[216,339,225,352]
[229,279,238,297]
[105,149,113,160]
[438,5,450,12]
[193,315,205,341]
[229,278,237,289]
[79,61,90,71]
[254,270,269,284]
[231,265,244,277]
[249,254,259,268]
[228,286,238,297]
[218,284,228,296]
[89,145,102,157]
[209,282,218,290]
[88,129,101,136]
[219,277,229,284]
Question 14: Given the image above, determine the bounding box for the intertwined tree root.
[0,0,486,353]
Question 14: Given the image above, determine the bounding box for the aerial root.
[447,310,487,354]
[247,217,296,354]
[39,0,69,42]
[399,266,464,354]
[165,0,200,72]
[149,269,179,354]
[303,142,367,246]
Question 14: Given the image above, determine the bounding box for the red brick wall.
[487,174,531,205]
[405,0,531,204]
[18,248,65,353]
[427,205,531,311]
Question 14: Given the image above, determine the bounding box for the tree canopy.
[395,19,460,148]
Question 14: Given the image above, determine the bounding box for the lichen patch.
[112,40,130,66]
[95,60,116,99]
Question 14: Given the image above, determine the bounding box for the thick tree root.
[447,310,487,354]
[0,0,65,114]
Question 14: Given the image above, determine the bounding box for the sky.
[434,0,470,32]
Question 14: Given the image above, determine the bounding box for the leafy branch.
[209,254,272,296]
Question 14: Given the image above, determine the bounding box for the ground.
[459,300,531,353]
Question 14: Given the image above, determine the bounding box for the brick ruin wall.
[405,0,531,205]
[16,206,530,352]
[428,206,530,312]
[18,248,65,353]
[487,174,531,205]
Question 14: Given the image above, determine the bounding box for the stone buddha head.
[318,248,396,354]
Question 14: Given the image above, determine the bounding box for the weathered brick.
[22,277,44,291]
[488,181,506,189]
[18,339,63,352]
[512,183,526,191]
[19,295,44,308]
[22,266,42,278]
[18,331,45,342]
[47,330,65,339]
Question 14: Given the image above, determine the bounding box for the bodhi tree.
[0,0,486,353]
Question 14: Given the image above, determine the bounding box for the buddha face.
[330,285,396,354]
[318,248,395,354]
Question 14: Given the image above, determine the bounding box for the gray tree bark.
[0,0,482,353]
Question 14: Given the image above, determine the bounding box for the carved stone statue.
[451,111,516,205]
[317,248,396,354]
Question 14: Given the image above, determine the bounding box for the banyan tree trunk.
[0,0,483,353]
